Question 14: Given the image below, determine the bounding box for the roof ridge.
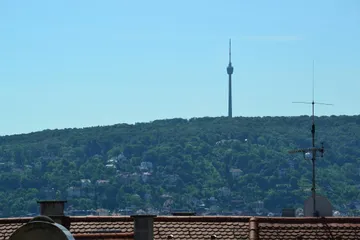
[255,217,360,224]
[154,216,251,222]
[249,217,259,240]
[70,216,133,222]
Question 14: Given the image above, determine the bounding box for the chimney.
[37,200,70,230]
[131,215,156,240]
[282,208,295,217]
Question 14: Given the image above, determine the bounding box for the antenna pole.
[312,60,315,104]
[312,148,316,217]
[289,61,333,217]
[311,61,316,216]
[229,39,232,62]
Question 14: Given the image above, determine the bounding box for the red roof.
[256,217,360,239]
[70,216,133,234]
[1,215,360,239]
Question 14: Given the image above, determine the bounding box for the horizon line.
[1,114,358,137]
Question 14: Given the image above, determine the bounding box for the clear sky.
[0,0,359,136]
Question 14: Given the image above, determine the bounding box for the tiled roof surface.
[154,216,249,239]
[1,215,360,239]
[257,217,360,240]
[70,216,133,234]
[0,216,135,240]
[0,217,29,240]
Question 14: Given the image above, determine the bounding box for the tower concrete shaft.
[226,39,234,118]
[228,72,232,118]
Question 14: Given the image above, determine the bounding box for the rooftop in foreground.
[2,215,360,239]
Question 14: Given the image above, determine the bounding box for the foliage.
[0,115,360,216]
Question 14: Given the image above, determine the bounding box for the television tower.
[227,39,234,118]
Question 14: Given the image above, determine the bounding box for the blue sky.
[0,0,359,135]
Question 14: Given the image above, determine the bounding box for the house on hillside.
[80,179,91,188]
[66,187,81,199]
[96,179,109,185]
[229,168,243,178]
[141,172,152,183]
[140,161,153,172]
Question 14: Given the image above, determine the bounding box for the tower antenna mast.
[288,60,333,217]
[227,39,234,118]
[229,38,232,62]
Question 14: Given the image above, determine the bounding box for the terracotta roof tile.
[70,216,134,234]
[257,217,360,239]
[2,215,360,239]
[0,218,30,240]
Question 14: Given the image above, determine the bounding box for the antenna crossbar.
[288,147,324,155]
[292,101,333,106]
[229,39,232,63]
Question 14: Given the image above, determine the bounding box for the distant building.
[141,172,151,183]
[80,179,91,188]
[67,187,81,199]
[96,180,109,185]
[105,163,116,169]
[229,168,243,178]
[140,161,153,171]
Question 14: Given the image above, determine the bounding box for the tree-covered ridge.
[0,115,360,217]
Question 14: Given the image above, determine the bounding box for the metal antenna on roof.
[288,60,333,217]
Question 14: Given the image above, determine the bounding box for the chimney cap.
[131,215,157,218]
[171,212,196,216]
[37,200,67,204]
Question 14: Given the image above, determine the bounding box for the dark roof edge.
[0,217,32,224]
[255,217,360,224]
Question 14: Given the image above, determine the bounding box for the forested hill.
[1,115,360,217]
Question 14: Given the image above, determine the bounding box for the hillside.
[0,115,360,217]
